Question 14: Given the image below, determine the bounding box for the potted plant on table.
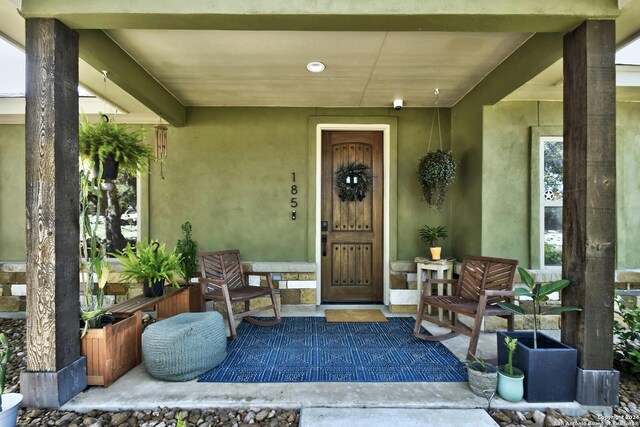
[115,239,184,297]
[418,149,457,211]
[497,336,524,402]
[419,225,447,260]
[496,267,582,402]
[466,353,498,397]
[0,333,22,427]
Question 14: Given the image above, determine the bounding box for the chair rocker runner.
[413,256,518,360]
[199,250,281,339]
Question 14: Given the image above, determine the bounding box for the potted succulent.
[419,225,447,260]
[79,115,151,180]
[115,239,184,297]
[466,353,498,397]
[418,149,457,210]
[497,336,524,402]
[496,267,582,402]
[0,333,22,427]
[176,221,199,285]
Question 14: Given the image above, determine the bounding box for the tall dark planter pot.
[497,331,577,402]
[93,154,119,180]
[143,279,164,297]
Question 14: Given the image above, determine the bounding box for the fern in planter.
[418,149,457,210]
[176,221,199,284]
[114,239,184,289]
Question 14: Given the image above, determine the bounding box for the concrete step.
[299,408,498,427]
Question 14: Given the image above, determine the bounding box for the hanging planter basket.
[92,154,119,181]
[335,162,372,202]
[418,149,457,210]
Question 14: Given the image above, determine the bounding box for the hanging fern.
[418,149,457,210]
[79,115,151,175]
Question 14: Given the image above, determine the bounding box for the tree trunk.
[105,186,127,253]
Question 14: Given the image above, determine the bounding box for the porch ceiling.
[104,30,532,108]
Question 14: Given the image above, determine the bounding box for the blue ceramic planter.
[497,331,577,402]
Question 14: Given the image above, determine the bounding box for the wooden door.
[321,131,383,302]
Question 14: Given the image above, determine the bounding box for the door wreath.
[335,162,372,202]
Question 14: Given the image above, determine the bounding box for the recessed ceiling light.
[306,61,325,73]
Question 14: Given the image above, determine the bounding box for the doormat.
[198,317,467,383]
[325,309,388,323]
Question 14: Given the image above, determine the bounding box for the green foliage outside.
[417,149,457,211]
[614,296,640,377]
[176,221,199,283]
[0,333,10,395]
[115,239,184,288]
[544,242,562,266]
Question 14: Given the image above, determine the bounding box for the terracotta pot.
[430,247,442,260]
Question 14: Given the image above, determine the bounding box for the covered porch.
[0,0,639,412]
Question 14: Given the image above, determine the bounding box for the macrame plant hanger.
[427,88,443,152]
[154,115,168,179]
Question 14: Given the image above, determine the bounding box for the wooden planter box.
[81,311,142,387]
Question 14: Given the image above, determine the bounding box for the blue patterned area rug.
[198,317,467,383]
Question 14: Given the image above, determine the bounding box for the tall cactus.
[0,332,11,410]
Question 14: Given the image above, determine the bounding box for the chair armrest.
[421,278,458,297]
[423,278,457,285]
[199,277,225,294]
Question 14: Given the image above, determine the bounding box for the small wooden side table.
[414,257,455,321]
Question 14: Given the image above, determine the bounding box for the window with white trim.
[540,137,563,267]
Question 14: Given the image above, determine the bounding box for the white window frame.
[539,136,563,269]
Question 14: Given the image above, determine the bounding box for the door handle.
[321,236,327,256]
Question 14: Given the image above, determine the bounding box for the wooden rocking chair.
[413,255,518,360]
[198,250,281,339]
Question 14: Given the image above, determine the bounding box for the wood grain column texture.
[561,20,615,370]
[25,18,80,371]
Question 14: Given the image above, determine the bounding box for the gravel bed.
[4,317,640,426]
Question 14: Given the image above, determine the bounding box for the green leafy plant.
[79,115,151,175]
[418,225,448,247]
[0,333,11,409]
[500,336,521,377]
[176,221,199,284]
[466,353,496,373]
[176,411,187,427]
[418,149,457,210]
[115,239,184,288]
[614,296,640,376]
[498,267,582,349]
[544,242,562,266]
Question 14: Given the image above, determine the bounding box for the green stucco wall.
[482,100,640,269]
[0,125,25,261]
[146,107,452,262]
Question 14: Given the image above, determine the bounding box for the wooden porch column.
[562,20,618,405]
[20,18,87,408]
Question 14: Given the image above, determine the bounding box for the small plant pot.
[467,364,498,397]
[497,367,524,402]
[0,393,23,427]
[143,279,165,297]
[430,247,442,260]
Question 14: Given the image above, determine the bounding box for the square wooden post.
[562,20,618,406]
[20,18,87,408]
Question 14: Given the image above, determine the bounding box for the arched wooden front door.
[321,130,383,303]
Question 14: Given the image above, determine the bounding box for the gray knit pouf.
[142,311,227,381]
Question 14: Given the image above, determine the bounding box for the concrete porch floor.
[61,305,610,416]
